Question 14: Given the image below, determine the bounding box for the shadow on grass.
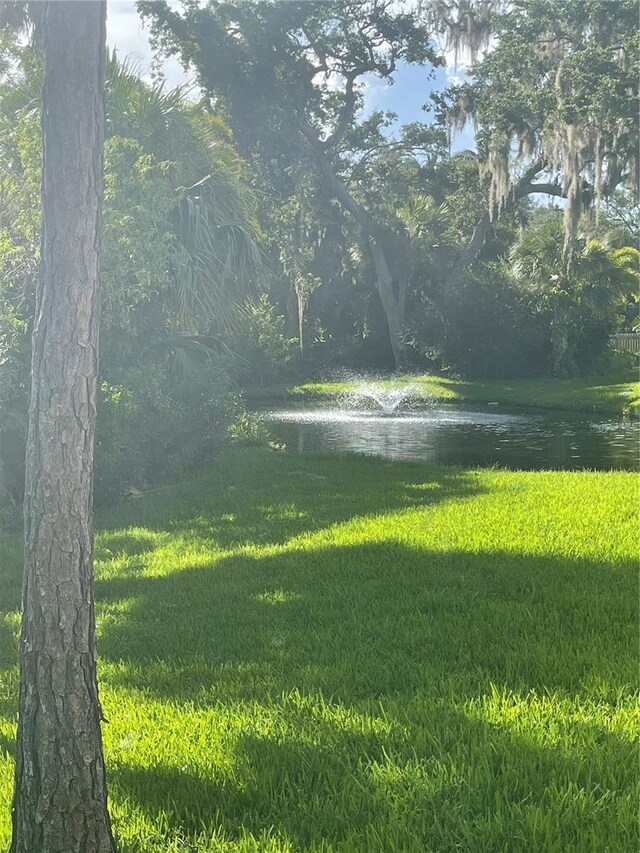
[96,542,636,702]
[0,614,18,726]
[99,529,163,558]
[108,696,636,852]
[98,538,635,849]
[0,544,22,617]
[95,450,485,551]
[0,452,482,624]
[0,451,637,849]
[0,452,486,745]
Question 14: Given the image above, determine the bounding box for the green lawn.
[251,370,640,415]
[0,448,638,851]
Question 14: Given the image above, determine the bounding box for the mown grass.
[0,448,638,851]
[254,370,640,415]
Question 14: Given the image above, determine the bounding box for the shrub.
[230,295,296,385]
[95,357,237,503]
[406,264,549,379]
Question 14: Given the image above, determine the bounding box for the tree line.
[138,0,638,370]
[2,0,638,516]
[1,1,638,512]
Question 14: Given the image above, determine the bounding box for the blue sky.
[362,62,475,151]
[106,0,475,150]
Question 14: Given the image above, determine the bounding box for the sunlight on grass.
[254,590,304,604]
[290,371,640,414]
[0,449,638,850]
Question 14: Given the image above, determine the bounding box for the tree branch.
[300,25,328,73]
[444,163,567,290]
[294,112,406,364]
[521,181,564,198]
[322,72,357,151]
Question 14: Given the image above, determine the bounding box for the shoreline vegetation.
[245,370,640,416]
[0,448,637,850]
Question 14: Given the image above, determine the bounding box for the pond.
[256,402,639,471]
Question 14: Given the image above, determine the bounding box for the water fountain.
[341,382,424,416]
[255,376,639,469]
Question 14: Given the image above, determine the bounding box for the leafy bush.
[230,295,296,385]
[95,357,237,504]
[0,356,240,517]
[406,263,549,379]
[227,409,271,444]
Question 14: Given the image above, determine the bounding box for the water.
[257,403,639,471]
[342,382,424,416]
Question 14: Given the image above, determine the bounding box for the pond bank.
[246,371,640,416]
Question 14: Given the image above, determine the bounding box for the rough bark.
[10,3,115,852]
[316,156,405,366]
[320,164,405,366]
[285,281,299,341]
[297,288,306,353]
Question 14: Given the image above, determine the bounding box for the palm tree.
[0,48,267,513]
[510,216,638,376]
[103,52,266,338]
[0,49,266,348]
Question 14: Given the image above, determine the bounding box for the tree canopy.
[443,0,639,253]
[0,1,637,519]
[139,0,447,365]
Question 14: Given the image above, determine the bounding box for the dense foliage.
[0,1,638,516]
[0,47,264,515]
[140,0,638,372]
[442,0,639,250]
[0,4,638,845]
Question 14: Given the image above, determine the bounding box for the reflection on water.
[258,404,639,470]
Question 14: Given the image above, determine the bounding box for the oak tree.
[437,0,639,279]
[140,0,441,366]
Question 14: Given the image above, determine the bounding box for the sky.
[106,0,189,88]
[106,0,475,150]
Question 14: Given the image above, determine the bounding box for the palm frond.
[102,51,269,332]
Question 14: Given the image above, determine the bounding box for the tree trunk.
[296,121,405,367]
[10,3,115,852]
[442,160,565,293]
[285,280,299,341]
[550,301,571,378]
[297,288,306,353]
[367,234,405,367]
[318,155,405,366]
[320,157,405,366]
[443,210,494,293]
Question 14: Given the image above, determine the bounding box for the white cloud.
[106,0,196,90]
[361,76,388,112]
[441,44,470,86]
[311,70,344,92]
[445,66,469,86]
[440,33,497,86]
